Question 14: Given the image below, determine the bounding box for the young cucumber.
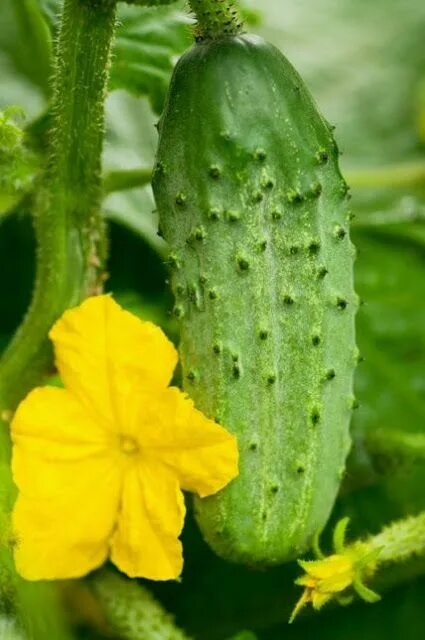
[153,34,357,566]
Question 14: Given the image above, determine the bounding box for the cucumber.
[152,33,357,566]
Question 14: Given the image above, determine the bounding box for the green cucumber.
[93,571,191,640]
[152,33,357,566]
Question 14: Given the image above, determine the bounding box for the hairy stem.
[0,0,117,637]
[292,512,425,621]
[0,0,117,412]
[367,512,425,566]
[187,0,243,39]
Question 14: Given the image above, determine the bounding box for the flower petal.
[298,555,353,580]
[128,387,238,498]
[110,460,184,580]
[11,386,122,580]
[311,591,333,610]
[11,387,109,474]
[319,571,354,594]
[49,295,178,427]
[289,589,311,623]
[12,454,121,580]
[295,575,317,588]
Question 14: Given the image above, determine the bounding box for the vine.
[188,0,243,39]
[0,0,116,413]
[0,0,117,636]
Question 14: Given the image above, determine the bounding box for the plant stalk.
[0,0,117,637]
[187,0,243,39]
[368,512,425,566]
[0,0,117,412]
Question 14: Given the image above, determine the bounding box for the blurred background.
[1,1,425,638]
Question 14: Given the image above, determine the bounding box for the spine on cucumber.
[152,33,357,566]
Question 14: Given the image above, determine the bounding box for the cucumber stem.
[187,0,243,39]
[0,0,117,412]
[292,512,425,620]
[368,512,425,565]
[0,0,117,636]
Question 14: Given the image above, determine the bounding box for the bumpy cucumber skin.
[153,34,357,566]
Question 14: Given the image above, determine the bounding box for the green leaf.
[0,617,25,640]
[344,225,425,519]
[0,109,37,216]
[0,0,52,95]
[332,517,350,554]
[102,91,164,252]
[353,578,382,604]
[38,0,60,26]
[110,3,192,114]
[125,1,180,6]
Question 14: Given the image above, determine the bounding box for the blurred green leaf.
[101,88,164,255]
[125,0,181,6]
[110,3,192,114]
[0,0,51,95]
[1,2,425,638]
[0,617,25,640]
[0,109,37,216]
[38,0,192,113]
[344,225,425,521]
[38,0,60,24]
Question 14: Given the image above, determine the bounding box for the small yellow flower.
[290,554,354,621]
[11,295,238,581]
[290,518,381,622]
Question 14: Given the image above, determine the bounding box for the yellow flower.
[290,518,382,622]
[290,554,355,621]
[11,295,238,581]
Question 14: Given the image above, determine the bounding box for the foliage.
[110,3,192,113]
[0,0,424,639]
[0,108,36,215]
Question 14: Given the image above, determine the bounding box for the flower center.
[120,435,139,455]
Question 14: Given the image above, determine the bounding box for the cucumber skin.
[152,34,357,566]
